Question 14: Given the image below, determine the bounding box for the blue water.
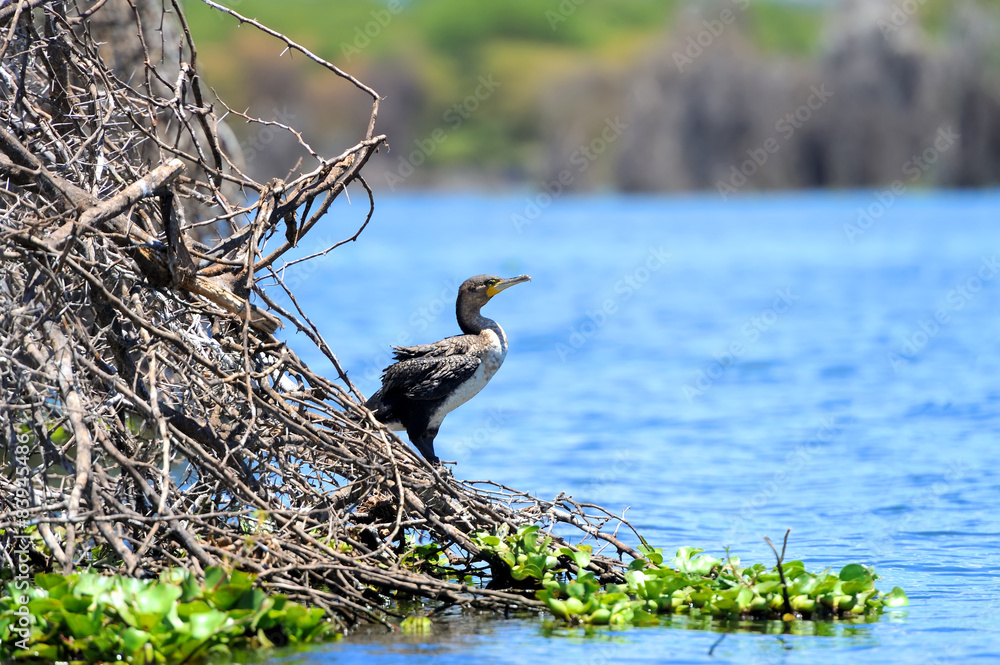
[267,190,1000,664]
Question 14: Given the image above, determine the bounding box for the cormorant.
[366,274,531,464]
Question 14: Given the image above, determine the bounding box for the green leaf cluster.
[0,567,340,663]
[472,525,562,582]
[399,540,452,577]
[473,532,908,628]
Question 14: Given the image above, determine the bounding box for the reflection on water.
[541,613,885,638]
[271,191,1000,664]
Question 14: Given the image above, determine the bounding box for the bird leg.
[409,428,439,465]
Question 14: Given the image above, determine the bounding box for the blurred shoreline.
[185,0,1000,194]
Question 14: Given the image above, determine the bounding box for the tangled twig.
[0,0,637,631]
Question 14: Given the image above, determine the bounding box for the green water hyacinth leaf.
[62,609,102,639]
[564,597,586,615]
[673,547,718,575]
[510,554,549,581]
[209,583,250,611]
[229,570,255,589]
[532,544,908,627]
[839,563,872,583]
[17,644,59,660]
[631,608,660,626]
[474,529,908,628]
[400,617,432,634]
[791,573,819,595]
[177,600,213,621]
[588,608,612,625]
[189,609,231,640]
[639,543,664,566]
[628,558,648,572]
[782,560,806,578]
[27,597,62,614]
[559,547,591,571]
[235,588,267,611]
[544,596,571,621]
[122,627,151,654]
[50,425,71,445]
[204,566,228,590]
[755,580,783,595]
[75,573,116,597]
[0,569,341,663]
[790,595,817,613]
[841,578,873,595]
[518,525,541,539]
[117,577,146,597]
[735,588,754,612]
[296,607,326,631]
[34,573,66,592]
[61,594,92,613]
[107,588,138,628]
[136,584,182,616]
[883,587,909,607]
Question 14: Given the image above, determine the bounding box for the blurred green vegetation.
[181,0,997,182]
[746,3,823,56]
[184,0,679,61]
[920,0,1000,35]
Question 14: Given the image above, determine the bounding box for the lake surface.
[269,190,1000,664]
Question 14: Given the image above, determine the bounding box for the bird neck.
[457,299,496,336]
[457,299,509,356]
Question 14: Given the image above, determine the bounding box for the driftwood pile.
[0,0,637,629]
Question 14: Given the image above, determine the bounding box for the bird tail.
[363,389,390,422]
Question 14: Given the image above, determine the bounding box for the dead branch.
[0,0,636,630]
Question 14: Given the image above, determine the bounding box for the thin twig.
[764,529,793,617]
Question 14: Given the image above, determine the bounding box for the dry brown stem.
[0,0,636,630]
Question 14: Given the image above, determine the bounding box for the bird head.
[459,274,531,308]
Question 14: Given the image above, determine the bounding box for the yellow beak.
[487,274,531,298]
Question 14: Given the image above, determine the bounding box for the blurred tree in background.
[183,0,1000,193]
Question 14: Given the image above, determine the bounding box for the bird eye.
[487,279,498,287]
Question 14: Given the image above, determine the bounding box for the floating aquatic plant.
[0,568,339,663]
[473,526,907,628]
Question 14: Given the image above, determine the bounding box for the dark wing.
[381,355,481,401]
[392,334,479,361]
